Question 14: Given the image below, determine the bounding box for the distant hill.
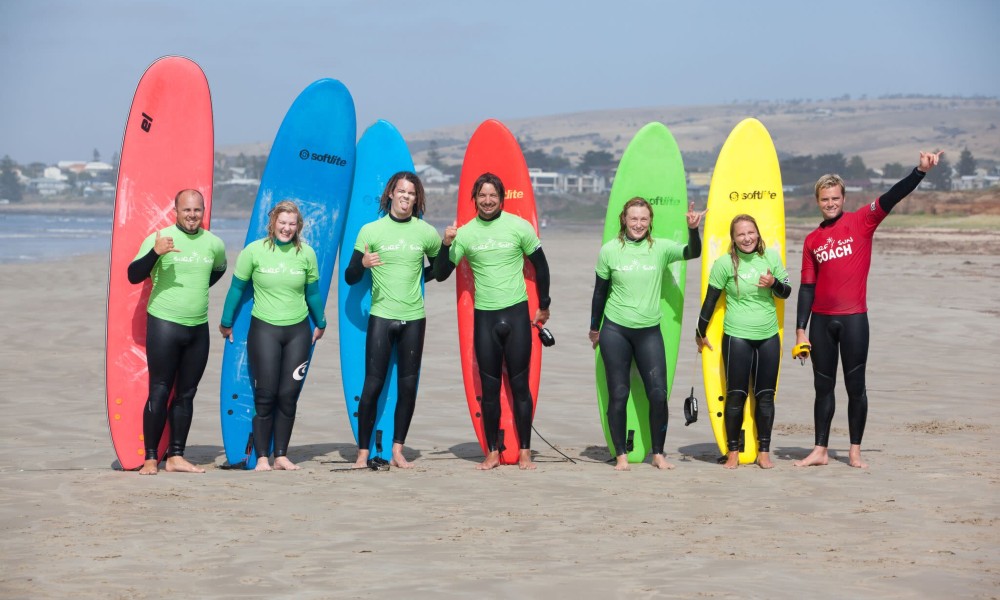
[400,96,1000,171]
[219,96,1000,170]
[215,96,1000,222]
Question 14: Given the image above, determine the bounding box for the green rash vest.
[355,215,441,320]
[707,248,788,340]
[449,212,541,311]
[135,224,227,326]
[233,238,320,326]
[596,237,686,329]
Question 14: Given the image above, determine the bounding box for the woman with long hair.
[219,200,326,471]
[695,214,791,469]
[589,197,704,471]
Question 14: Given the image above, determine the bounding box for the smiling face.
[389,178,417,219]
[624,205,652,240]
[475,183,503,219]
[816,185,845,220]
[174,191,205,234]
[274,210,299,243]
[732,219,760,253]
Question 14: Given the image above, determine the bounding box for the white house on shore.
[528,168,607,194]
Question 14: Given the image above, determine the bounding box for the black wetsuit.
[128,234,225,460]
[797,168,925,447]
[590,228,701,457]
[432,213,551,453]
[247,317,312,458]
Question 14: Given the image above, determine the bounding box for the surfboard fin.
[625,429,635,453]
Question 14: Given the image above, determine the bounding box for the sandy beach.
[1,225,997,599]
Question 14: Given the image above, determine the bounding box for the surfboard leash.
[530,425,576,464]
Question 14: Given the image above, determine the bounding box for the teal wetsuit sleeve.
[220,275,249,328]
[305,280,327,329]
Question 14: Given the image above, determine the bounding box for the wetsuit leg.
[357,316,395,451]
[271,319,311,457]
[472,302,531,452]
[143,315,209,460]
[809,314,841,447]
[393,318,427,445]
[598,320,635,457]
[499,303,535,449]
[721,333,754,453]
[631,325,668,455]
[248,317,280,459]
[166,322,209,457]
[143,315,182,460]
[750,334,781,453]
[473,307,504,452]
[838,313,869,445]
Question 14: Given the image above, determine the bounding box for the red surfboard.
[105,56,214,470]
[455,119,542,465]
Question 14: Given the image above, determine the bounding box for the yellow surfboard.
[701,118,786,464]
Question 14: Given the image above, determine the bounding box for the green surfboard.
[595,122,689,463]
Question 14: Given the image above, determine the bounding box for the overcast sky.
[2,0,998,163]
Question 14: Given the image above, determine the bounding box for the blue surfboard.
[220,79,356,468]
[337,120,416,461]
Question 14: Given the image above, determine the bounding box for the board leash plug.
[367,457,390,471]
[683,387,699,426]
[792,343,812,365]
[533,323,555,347]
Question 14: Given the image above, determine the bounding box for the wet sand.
[1,226,997,598]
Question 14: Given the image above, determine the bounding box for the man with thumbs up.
[127,189,227,475]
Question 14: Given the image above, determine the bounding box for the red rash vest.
[800,200,888,315]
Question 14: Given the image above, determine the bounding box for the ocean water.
[0,213,250,264]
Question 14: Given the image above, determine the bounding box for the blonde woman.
[219,201,326,471]
[695,214,790,469]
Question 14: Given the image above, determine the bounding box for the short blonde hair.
[814,174,846,200]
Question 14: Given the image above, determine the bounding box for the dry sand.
[1,225,998,599]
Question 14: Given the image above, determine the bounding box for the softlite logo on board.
[647,195,683,207]
[729,190,778,202]
[140,112,154,132]
[299,148,348,167]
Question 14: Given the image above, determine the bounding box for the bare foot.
[164,456,205,473]
[651,454,675,470]
[254,457,272,472]
[793,446,829,467]
[518,449,536,471]
[723,451,739,469]
[353,449,370,470]
[138,459,159,475]
[848,445,869,469]
[756,452,774,469]
[273,456,300,471]
[390,443,414,469]
[614,455,630,471]
[477,450,501,470]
